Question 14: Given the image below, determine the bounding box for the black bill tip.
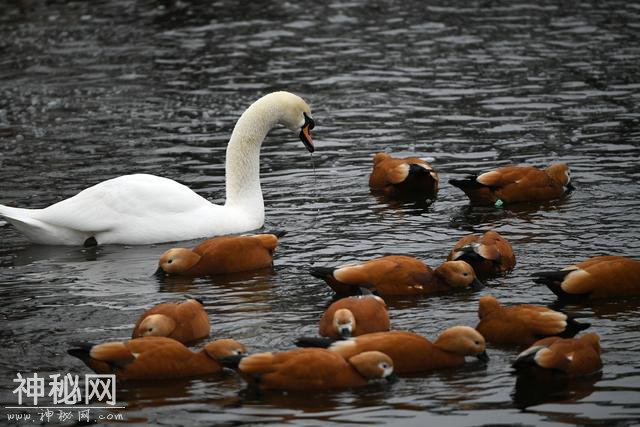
[471,277,484,290]
[152,267,166,279]
[300,112,315,153]
[477,350,490,363]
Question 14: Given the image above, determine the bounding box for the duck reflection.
[239,385,341,412]
[449,197,572,229]
[371,192,436,215]
[117,374,243,410]
[239,381,395,415]
[449,205,518,229]
[512,369,601,409]
[549,298,640,317]
[156,267,277,297]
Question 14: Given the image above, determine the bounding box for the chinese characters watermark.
[12,373,116,406]
[6,373,124,423]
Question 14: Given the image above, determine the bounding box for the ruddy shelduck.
[533,256,640,301]
[68,337,247,381]
[238,348,394,391]
[310,255,482,296]
[513,333,602,377]
[369,152,439,200]
[475,295,590,347]
[155,233,281,277]
[447,231,516,279]
[131,298,210,344]
[449,163,572,206]
[330,327,488,375]
[319,294,390,339]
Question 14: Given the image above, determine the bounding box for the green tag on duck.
[494,199,504,208]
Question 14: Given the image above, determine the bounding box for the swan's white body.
[0,91,313,245]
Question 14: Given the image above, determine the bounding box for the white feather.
[0,92,310,245]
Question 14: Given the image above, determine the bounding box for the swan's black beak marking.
[300,112,315,153]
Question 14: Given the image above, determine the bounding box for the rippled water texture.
[1,0,640,425]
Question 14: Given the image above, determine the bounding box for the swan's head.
[270,91,315,153]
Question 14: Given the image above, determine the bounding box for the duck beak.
[299,112,315,153]
[219,354,246,369]
[471,277,484,290]
[152,267,166,279]
[476,351,490,363]
[338,327,352,338]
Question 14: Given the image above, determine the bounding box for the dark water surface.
[1,0,640,425]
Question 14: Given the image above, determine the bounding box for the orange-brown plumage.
[448,231,516,279]
[131,298,210,344]
[156,233,280,277]
[238,348,394,391]
[330,327,488,375]
[310,255,482,296]
[475,295,589,347]
[319,295,390,339]
[449,163,572,206]
[68,337,247,381]
[369,152,439,200]
[513,333,602,377]
[533,256,640,301]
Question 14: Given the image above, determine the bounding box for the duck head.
[156,248,202,276]
[348,350,394,381]
[434,326,489,362]
[333,308,356,338]
[135,314,176,338]
[436,260,484,290]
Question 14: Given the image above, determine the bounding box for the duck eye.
[167,259,173,264]
[463,272,468,276]
[148,328,153,332]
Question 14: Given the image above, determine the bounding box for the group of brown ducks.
[69,153,640,392]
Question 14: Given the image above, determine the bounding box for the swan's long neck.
[224,97,279,211]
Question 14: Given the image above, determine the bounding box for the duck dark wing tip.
[294,336,336,348]
[309,266,336,279]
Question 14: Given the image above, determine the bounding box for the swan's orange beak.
[299,112,315,153]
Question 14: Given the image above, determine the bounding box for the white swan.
[0,91,315,246]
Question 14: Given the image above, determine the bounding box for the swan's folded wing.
[35,174,218,233]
